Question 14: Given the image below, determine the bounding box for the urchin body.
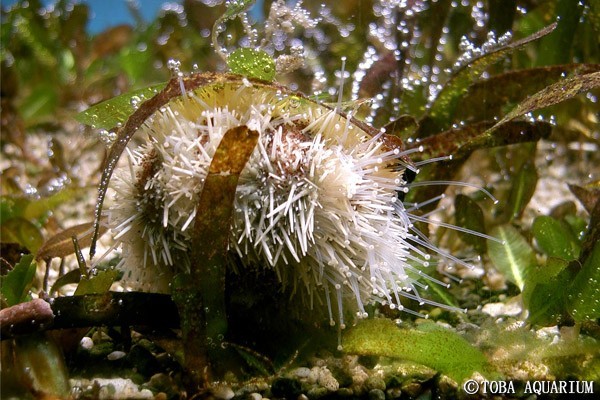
[107,77,437,326]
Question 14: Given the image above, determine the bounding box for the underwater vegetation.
[1,0,600,398]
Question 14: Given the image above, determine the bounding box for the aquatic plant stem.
[172,125,259,390]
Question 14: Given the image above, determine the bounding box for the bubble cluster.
[453,31,513,71]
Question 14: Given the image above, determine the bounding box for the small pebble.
[536,325,559,338]
[293,367,311,379]
[436,375,458,397]
[307,367,320,384]
[316,367,339,391]
[71,377,153,399]
[481,299,522,317]
[236,382,269,397]
[337,388,354,397]
[247,393,262,400]
[328,364,353,387]
[107,351,126,361]
[386,387,402,399]
[350,365,369,386]
[307,387,328,399]
[368,389,385,400]
[401,381,424,398]
[212,384,234,400]
[271,377,302,398]
[365,376,386,391]
[80,336,94,350]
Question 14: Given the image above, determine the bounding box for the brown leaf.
[192,125,260,261]
[490,70,600,132]
[568,183,600,214]
[578,194,600,267]
[456,64,600,122]
[408,120,551,162]
[383,115,418,140]
[359,51,397,99]
[36,222,107,261]
[173,124,259,388]
[91,25,133,59]
[423,23,558,133]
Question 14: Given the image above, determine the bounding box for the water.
[2,0,173,34]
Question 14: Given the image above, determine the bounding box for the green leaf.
[232,344,274,376]
[0,217,44,254]
[504,157,538,221]
[487,225,536,291]
[454,194,487,253]
[0,197,19,223]
[1,254,36,306]
[428,280,462,313]
[74,269,120,295]
[564,214,587,242]
[12,13,58,70]
[49,269,82,294]
[567,242,600,322]
[525,268,572,326]
[532,216,580,261]
[588,0,600,42]
[0,189,82,225]
[18,83,58,123]
[119,45,153,84]
[530,257,570,285]
[536,0,584,66]
[75,82,167,130]
[222,0,256,20]
[343,319,496,383]
[212,0,258,68]
[228,48,276,81]
[522,254,572,326]
[24,189,80,221]
[14,333,70,398]
[1,197,31,223]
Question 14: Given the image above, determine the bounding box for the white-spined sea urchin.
[97,73,480,330]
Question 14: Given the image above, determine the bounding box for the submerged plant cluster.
[1,0,599,398]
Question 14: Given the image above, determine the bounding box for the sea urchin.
[96,73,462,329]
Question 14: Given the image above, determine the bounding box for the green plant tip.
[228,48,276,81]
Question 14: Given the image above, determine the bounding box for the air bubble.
[130,96,142,109]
